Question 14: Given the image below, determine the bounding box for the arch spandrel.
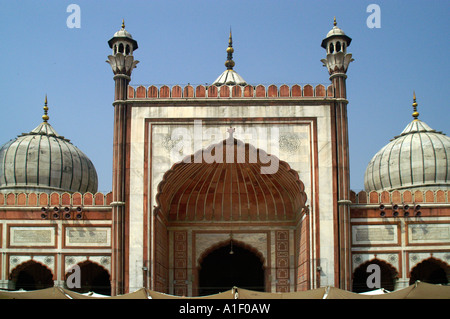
[154,137,307,222]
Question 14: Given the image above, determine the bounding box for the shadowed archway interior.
[65,261,111,296]
[409,258,449,285]
[351,259,398,293]
[10,260,54,291]
[198,241,265,296]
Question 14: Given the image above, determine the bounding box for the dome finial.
[225,27,235,70]
[42,94,49,123]
[122,19,125,29]
[412,91,419,120]
[333,16,337,26]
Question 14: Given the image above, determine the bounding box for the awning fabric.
[0,282,448,299]
[326,282,450,299]
[405,281,450,299]
[236,287,327,299]
[0,287,70,299]
[147,289,236,299]
[62,287,149,299]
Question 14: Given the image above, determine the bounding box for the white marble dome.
[113,27,133,39]
[321,17,352,49]
[212,69,247,86]
[364,118,450,192]
[0,120,98,194]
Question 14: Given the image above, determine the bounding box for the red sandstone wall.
[0,192,112,207]
[154,216,169,293]
[296,214,310,291]
[350,190,449,204]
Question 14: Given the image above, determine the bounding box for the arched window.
[125,44,130,55]
[336,41,341,52]
[329,43,334,54]
[118,43,124,54]
[113,44,117,55]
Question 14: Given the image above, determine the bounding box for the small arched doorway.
[352,259,398,293]
[10,260,54,291]
[198,241,265,296]
[410,258,449,285]
[64,261,111,296]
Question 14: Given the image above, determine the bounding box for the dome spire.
[212,28,247,86]
[42,94,49,123]
[122,19,125,29]
[412,91,419,120]
[225,27,235,70]
[333,16,337,26]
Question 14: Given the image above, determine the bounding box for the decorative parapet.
[0,192,113,207]
[127,83,334,99]
[350,189,450,204]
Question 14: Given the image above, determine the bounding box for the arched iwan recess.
[154,137,307,222]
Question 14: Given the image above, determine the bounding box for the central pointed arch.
[154,137,307,222]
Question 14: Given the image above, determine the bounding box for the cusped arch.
[9,259,54,280]
[64,259,111,279]
[357,258,398,275]
[9,259,54,291]
[409,257,450,285]
[64,260,111,295]
[352,258,398,292]
[154,137,307,222]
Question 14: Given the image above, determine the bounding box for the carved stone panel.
[65,227,111,247]
[408,224,450,244]
[351,224,398,246]
[9,226,55,247]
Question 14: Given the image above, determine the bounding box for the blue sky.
[0,0,448,193]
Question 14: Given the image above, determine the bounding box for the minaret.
[106,20,139,296]
[321,18,353,289]
[107,20,139,100]
[321,17,353,98]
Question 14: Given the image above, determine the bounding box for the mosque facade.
[0,19,448,296]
